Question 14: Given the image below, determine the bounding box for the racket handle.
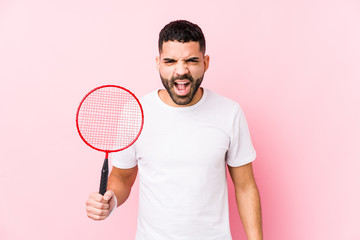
[99,158,109,195]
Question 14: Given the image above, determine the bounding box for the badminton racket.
[76,85,144,195]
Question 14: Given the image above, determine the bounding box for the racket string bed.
[77,86,143,152]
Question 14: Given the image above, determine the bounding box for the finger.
[103,190,114,202]
[89,192,104,202]
[86,195,109,207]
[86,192,110,209]
[87,212,107,221]
[86,198,110,210]
[86,205,110,217]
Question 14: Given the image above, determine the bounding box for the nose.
[174,60,189,76]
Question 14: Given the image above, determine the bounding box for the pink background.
[1,0,359,239]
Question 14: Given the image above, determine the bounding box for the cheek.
[189,66,205,78]
[159,66,174,78]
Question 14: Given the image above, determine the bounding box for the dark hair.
[158,20,206,54]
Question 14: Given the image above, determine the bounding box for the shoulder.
[138,90,160,109]
[139,90,158,103]
[203,89,242,115]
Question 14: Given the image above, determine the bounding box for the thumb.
[103,190,114,202]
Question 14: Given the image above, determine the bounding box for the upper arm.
[228,162,257,192]
[109,165,138,187]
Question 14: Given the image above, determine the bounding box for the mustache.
[171,74,194,82]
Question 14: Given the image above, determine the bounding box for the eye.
[185,58,199,63]
[164,59,176,64]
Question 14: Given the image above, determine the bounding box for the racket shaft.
[99,158,108,195]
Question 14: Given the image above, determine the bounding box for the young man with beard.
[86,20,263,240]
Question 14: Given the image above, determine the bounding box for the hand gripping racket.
[76,85,144,195]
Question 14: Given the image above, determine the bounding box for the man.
[86,20,263,240]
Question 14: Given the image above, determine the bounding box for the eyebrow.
[163,58,175,62]
[162,57,200,62]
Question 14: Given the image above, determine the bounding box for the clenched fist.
[86,190,117,220]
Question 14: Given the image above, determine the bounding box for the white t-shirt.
[111,88,256,240]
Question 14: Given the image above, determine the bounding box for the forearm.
[235,184,263,240]
[107,167,137,207]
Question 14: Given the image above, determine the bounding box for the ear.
[156,56,160,71]
[204,55,210,72]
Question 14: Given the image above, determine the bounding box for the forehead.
[160,41,202,58]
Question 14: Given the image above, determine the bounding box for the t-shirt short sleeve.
[110,145,138,169]
[226,105,256,167]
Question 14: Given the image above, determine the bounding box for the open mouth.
[174,81,191,96]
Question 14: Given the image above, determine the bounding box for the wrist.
[108,194,118,217]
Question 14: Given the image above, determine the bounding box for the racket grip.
[99,158,109,195]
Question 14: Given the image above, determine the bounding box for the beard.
[160,73,204,106]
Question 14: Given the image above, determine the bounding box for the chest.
[135,113,230,171]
